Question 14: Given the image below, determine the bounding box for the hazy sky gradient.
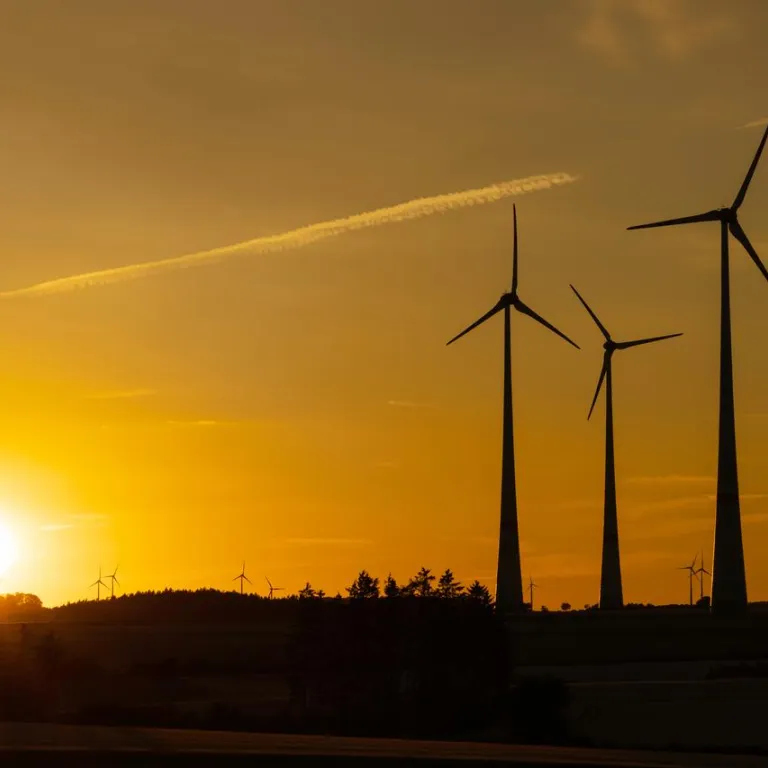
[0,0,767,607]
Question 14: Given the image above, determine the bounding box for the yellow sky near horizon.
[0,0,767,608]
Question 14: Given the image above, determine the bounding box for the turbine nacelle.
[446,206,579,349]
[628,125,768,285]
[570,285,682,420]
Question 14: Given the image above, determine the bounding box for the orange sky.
[0,1,767,608]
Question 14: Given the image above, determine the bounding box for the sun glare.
[0,522,18,575]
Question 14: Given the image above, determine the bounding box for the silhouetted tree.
[406,567,435,597]
[466,580,493,606]
[560,602,571,612]
[436,569,463,598]
[383,573,400,598]
[540,605,550,613]
[298,582,317,599]
[346,570,380,599]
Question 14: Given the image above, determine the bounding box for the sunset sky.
[1,0,767,608]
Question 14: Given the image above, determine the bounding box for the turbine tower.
[628,126,768,615]
[447,205,579,615]
[527,576,538,612]
[679,554,699,606]
[107,565,120,599]
[233,561,252,595]
[90,566,108,601]
[571,285,682,610]
[265,576,284,600]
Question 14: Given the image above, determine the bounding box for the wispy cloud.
[85,388,156,400]
[578,0,738,62]
[387,400,432,409]
[371,460,399,469]
[284,537,373,547]
[705,493,768,503]
[40,512,108,531]
[166,419,224,427]
[626,475,714,486]
[742,118,768,129]
[70,512,108,523]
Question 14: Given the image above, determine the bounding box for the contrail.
[1,172,577,298]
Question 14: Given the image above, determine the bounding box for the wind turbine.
[571,285,682,610]
[233,561,252,595]
[679,554,699,606]
[527,576,538,612]
[90,566,108,601]
[628,125,768,615]
[447,205,579,614]
[107,565,120,599]
[265,576,284,600]
[695,551,711,603]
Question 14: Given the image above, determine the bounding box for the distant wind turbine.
[571,285,682,610]
[679,554,699,606]
[107,565,120,599]
[90,566,108,601]
[628,125,768,615]
[447,205,579,614]
[265,576,284,600]
[233,562,252,596]
[527,576,538,612]
[695,551,711,603]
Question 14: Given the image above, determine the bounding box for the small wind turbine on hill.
[696,551,711,602]
[527,576,538,611]
[265,576,284,599]
[107,565,120,599]
[679,554,699,606]
[570,285,682,610]
[447,204,579,615]
[90,566,108,601]
[233,562,252,595]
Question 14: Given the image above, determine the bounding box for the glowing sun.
[0,523,18,575]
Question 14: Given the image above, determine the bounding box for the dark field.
[1,602,767,753]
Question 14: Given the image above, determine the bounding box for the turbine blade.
[733,124,768,210]
[570,284,610,340]
[233,576,240,581]
[729,220,768,284]
[245,575,252,584]
[511,204,518,295]
[265,577,272,588]
[627,211,720,230]
[614,333,683,350]
[114,577,120,587]
[587,355,608,421]
[514,299,580,349]
[446,300,505,346]
[90,580,99,588]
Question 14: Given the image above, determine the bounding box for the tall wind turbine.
[628,126,768,615]
[679,554,699,606]
[233,562,252,595]
[107,565,120,599]
[571,285,682,610]
[527,576,538,612]
[695,551,711,603]
[447,205,579,614]
[265,576,284,600]
[90,566,108,601]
